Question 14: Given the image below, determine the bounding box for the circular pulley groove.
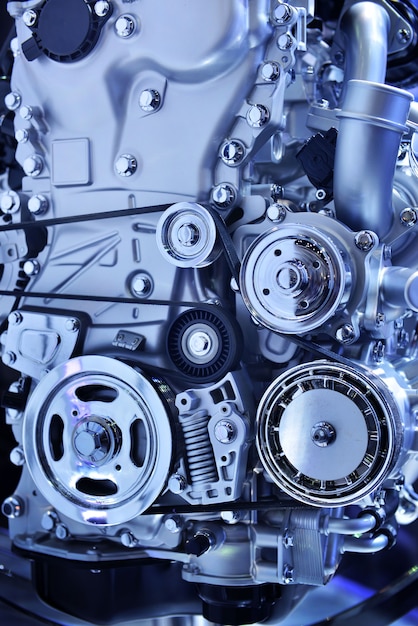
[240,224,347,333]
[22,356,173,525]
[256,360,402,507]
[167,308,242,381]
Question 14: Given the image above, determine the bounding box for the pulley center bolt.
[276,265,301,291]
[311,421,336,447]
[177,223,200,247]
[188,331,212,357]
[73,419,118,463]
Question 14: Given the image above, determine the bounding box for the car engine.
[1,0,418,624]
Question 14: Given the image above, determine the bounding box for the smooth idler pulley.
[240,224,347,333]
[157,202,221,268]
[22,356,173,525]
[256,361,402,507]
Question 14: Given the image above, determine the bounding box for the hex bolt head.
[1,496,24,519]
[65,318,80,332]
[211,183,236,208]
[4,91,21,111]
[400,207,418,227]
[354,230,375,251]
[3,351,17,366]
[277,33,294,50]
[214,420,237,444]
[335,323,356,344]
[221,510,241,524]
[15,128,29,143]
[120,531,137,548]
[23,9,38,26]
[23,259,41,276]
[115,15,136,38]
[0,191,20,214]
[94,1,110,17]
[41,510,59,531]
[273,3,293,23]
[221,140,245,165]
[28,194,49,215]
[131,273,152,298]
[20,105,34,121]
[168,473,187,494]
[9,311,23,325]
[283,564,294,584]
[139,89,161,112]
[9,446,25,466]
[247,104,270,128]
[23,154,44,177]
[261,61,280,82]
[164,516,182,533]
[267,203,287,222]
[55,523,69,540]
[115,154,137,176]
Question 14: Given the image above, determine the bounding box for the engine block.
[1,0,418,623]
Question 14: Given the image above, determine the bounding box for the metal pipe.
[334,80,413,238]
[342,533,389,554]
[339,1,390,86]
[327,513,376,536]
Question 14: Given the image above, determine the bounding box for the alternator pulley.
[256,361,402,507]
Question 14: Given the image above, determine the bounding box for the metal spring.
[181,410,218,485]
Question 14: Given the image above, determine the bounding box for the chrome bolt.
[94,1,110,17]
[247,104,270,128]
[23,9,38,26]
[277,33,294,50]
[177,223,200,246]
[139,89,161,112]
[23,259,40,276]
[1,191,20,213]
[335,323,356,344]
[221,510,241,524]
[283,564,294,584]
[15,128,29,143]
[9,311,22,325]
[267,203,286,222]
[211,183,236,208]
[20,104,34,121]
[168,473,187,494]
[214,420,237,444]
[311,421,336,447]
[23,154,44,177]
[120,531,137,548]
[376,312,386,327]
[283,530,294,548]
[273,3,293,23]
[354,230,375,251]
[28,194,49,215]
[4,91,21,111]
[261,61,280,82]
[55,523,69,540]
[397,28,412,44]
[1,496,24,519]
[400,207,418,227]
[9,446,25,466]
[221,140,245,165]
[41,510,59,531]
[115,154,137,176]
[65,318,80,332]
[315,189,327,201]
[115,15,136,38]
[317,98,330,109]
[131,273,152,297]
[3,352,17,366]
[164,516,182,533]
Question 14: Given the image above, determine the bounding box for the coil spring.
[181,410,218,485]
